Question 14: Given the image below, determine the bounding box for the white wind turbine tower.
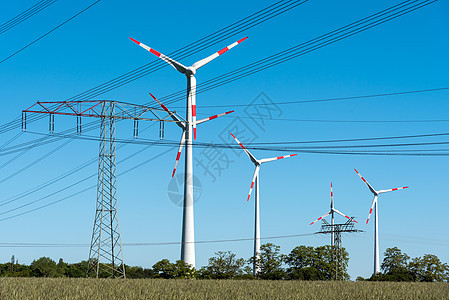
[230,133,297,276]
[309,182,357,246]
[130,37,247,268]
[354,169,408,275]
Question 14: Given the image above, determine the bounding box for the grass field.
[0,278,448,299]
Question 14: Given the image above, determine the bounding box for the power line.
[0,0,102,64]
[185,86,449,109]
[0,123,167,220]
[3,126,447,219]
[1,232,447,248]
[0,138,74,185]
[0,119,101,156]
[21,130,449,156]
[65,0,309,102]
[0,1,438,134]
[160,0,439,106]
[0,145,173,222]
[0,0,59,35]
[0,0,309,137]
[0,1,440,220]
[3,83,447,138]
[0,83,447,158]
[196,113,449,124]
[26,129,449,146]
[0,121,158,208]
[0,232,318,247]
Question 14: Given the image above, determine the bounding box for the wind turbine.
[354,169,408,275]
[309,182,357,246]
[130,36,246,269]
[149,92,233,177]
[230,132,297,276]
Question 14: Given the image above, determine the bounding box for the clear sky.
[0,0,448,279]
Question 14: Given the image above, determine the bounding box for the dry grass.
[0,278,448,299]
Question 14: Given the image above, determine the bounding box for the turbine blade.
[230,133,258,165]
[192,37,248,70]
[129,37,187,74]
[192,92,197,140]
[309,211,331,225]
[378,186,409,193]
[330,182,334,210]
[172,131,186,177]
[259,154,297,163]
[149,93,185,129]
[333,208,358,223]
[247,165,260,202]
[196,110,234,125]
[366,195,378,224]
[354,169,377,194]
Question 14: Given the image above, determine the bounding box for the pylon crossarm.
[22,100,184,123]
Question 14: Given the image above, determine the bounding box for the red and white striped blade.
[196,110,234,125]
[192,95,197,140]
[259,154,297,164]
[366,195,378,224]
[192,37,248,70]
[354,169,377,195]
[330,182,334,210]
[230,133,258,165]
[379,186,408,193]
[172,131,186,177]
[309,211,331,225]
[149,93,184,129]
[129,37,187,74]
[333,208,358,223]
[247,165,260,202]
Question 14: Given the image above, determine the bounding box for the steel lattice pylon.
[87,101,125,278]
[319,218,361,280]
[21,99,184,279]
[22,100,184,278]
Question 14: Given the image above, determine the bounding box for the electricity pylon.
[22,100,183,278]
[318,218,361,280]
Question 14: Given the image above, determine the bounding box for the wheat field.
[0,278,448,299]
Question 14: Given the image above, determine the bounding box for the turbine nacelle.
[230,132,297,202]
[150,93,233,177]
[309,182,357,226]
[354,169,408,224]
[185,66,196,77]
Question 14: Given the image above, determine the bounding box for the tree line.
[1,243,348,280]
[1,244,447,281]
[358,247,449,282]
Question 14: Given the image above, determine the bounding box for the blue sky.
[0,0,448,279]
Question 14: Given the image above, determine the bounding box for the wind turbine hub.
[185,67,196,76]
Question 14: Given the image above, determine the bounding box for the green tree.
[368,247,415,281]
[251,243,286,280]
[285,245,323,280]
[64,261,89,278]
[172,260,196,278]
[152,259,176,279]
[381,247,410,274]
[285,245,349,280]
[200,251,245,279]
[409,254,449,282]
[31,257,63,277]
[125,265,154,278]
[152,259,195,279]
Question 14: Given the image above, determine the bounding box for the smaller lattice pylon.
[318,217,362,280]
